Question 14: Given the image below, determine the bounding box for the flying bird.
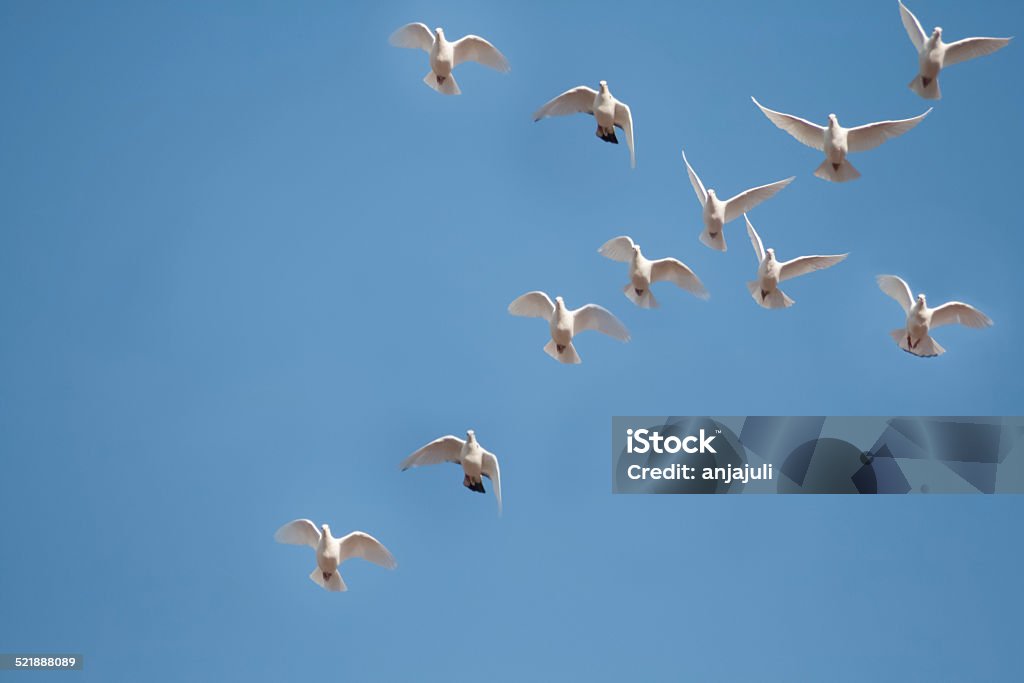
[274,520,396,592]
[389,23,509,95]
[877,274,993,357]
[508,291,630,364]
[533,81,635,168]
[681,149,794,251]
[598,235,708,308]
[899,1,1012,99]
[751,97,931,182]
[400,430,502,515]
[744,215,847,309]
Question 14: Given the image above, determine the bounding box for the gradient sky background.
[1,0,1022,680]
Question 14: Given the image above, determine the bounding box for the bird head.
[554,295,565,308]
[599,80,609,90]
[917,293,927,305]
[320,523,331,536]
[766,247,775,261]
[434,27,444,37]
[466,429,476,441]
[632,243,641,254]
[827,113,838,126]
[706,188,717,199]
[933,27,942,38]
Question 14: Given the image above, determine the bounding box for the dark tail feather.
[596,126,618,144]
[463,477,486,494]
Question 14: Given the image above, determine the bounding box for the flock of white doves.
[273,2,1009,592]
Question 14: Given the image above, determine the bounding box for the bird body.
[598,236,708,308]
[702,192,727,246]
[550,297,575,350]
[877,275,993,356]
[508,291,630,364]
[898,295,947,356]
[591,84,618,141]
[459,435,486,491]
[274,520,397,592]
[756,252,782,296]
[899,1,1012,99]
[389,23,510,95]
[905,300,931,343]
[400,430,503,513]
[313,526,343,585]
[428,30,455,83]
[629,250,653,296]
[917,33,944,86]
[824,118,847,171]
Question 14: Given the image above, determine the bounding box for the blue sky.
[1,0,1022,680]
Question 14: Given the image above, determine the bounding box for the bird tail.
[814,158,860,183]
[595,125,618,144]
[747,281,793,309]
[462,475,486,494]
[623,283,658,309]
[544,339,581,364]
[699,230,727,252]
[423,70,460,95]
[890,329,945,357]
[310,567,348,592]
[908,74,941,100]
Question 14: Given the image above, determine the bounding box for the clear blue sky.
[1,0,1022,680]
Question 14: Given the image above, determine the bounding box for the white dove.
[598,236,708,308]
[400,429,502,515]
[681,149,794,252]
[877,275,993,357]
[533,81,635,168]
[744,215,847,309]
[508,291,630,364]
[274,520,396,592]
[899,1,1012,100]
[751,97,932,182]
[389,23,509,95]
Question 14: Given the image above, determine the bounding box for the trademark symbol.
[716,429,722,434]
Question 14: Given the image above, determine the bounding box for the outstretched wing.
[338,532,398,569]
[481,451,502,516]
[931,302,993,329]
[508,291,555,320]
[651,258,709,299]
[681,149,707,207]
[779,254,848,282]
[943,37,1012,67]
[899,1,927,51]
[877,275,914,313]
[723,176,795,223]
[274,519,321,548]
[614,100,636,168]
[847,109,931,153]
[598,235,636,262]
[532,87,598,121]
[751,97,826,151]
[452,35,510,71]
[572,304,630,342]
[388,23,434,51]
[400,435,466,470]
[745,214,766,263]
